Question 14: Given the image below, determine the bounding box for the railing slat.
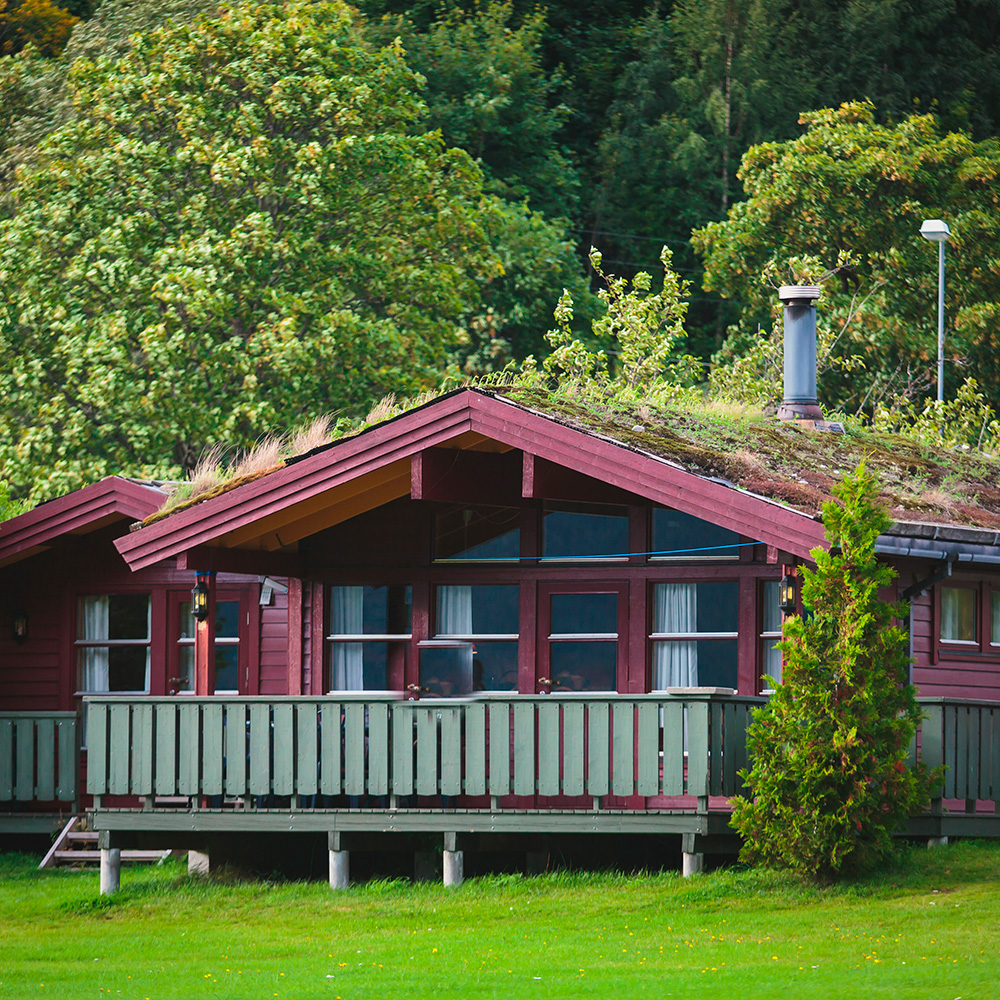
[968,707,981,801]
[955,707,969,800]
[612,701,634,797]
[249,703,271,797]
[722,703,738,795]
[108,705,132,795]
[488,702,510,796]
[636,702,659,797]
[343,702,365,796]
[708,702,723,797]
[687,701,710,799]
[587,702,609,797]
[202,702,224,797]
[440,707,462,796]
[225,703,247,796]
[178,702,201,796]
[415,708,437,797]
[14,718,34,800]
[154,704,176,795]
[56,717,77,802]
[562,701,584,796]
[661,701,684,795]
[464,701,486,796]
[391,702,413,796]
[943,706,958,798]
[132,703,153,797]
[296,704,319,797]
[537,702,560,796]
[35,719,55,801]
[87,703,108,795]
[320,703,342,796]
[0,719,13,799]
[368,702,389,796]
[513,701,535,796]
[272,703,294,796]
[990,708,1000,803]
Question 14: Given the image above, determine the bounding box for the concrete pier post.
[99,848,121,895]
[329,850,350,889]
[188,850,210,875]
[443,832,463,887]
[682,852,704,877]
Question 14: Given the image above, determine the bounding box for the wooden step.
[66,830,98,842]
[53,849,170,864]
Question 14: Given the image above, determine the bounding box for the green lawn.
[1,843,998,999]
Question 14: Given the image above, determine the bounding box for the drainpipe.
[776,285,823,422]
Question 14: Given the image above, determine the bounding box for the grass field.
[1,842,998,999]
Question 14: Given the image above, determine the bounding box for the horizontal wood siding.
[259,589,289,695]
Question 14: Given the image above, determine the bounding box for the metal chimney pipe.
[776,284,823,421]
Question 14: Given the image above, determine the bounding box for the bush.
[730,459,938,880]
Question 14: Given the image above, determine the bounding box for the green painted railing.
[916,698,1000,804]
[0,712,78,805]
[85,694,763,806]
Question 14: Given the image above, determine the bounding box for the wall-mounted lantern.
[191,576,210,622]
[778,573,797,616]
[11,609,28,644]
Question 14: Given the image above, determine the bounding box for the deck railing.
[917,698,1000,805]
[85,694,763,807]
[0,712,78,807]
[82,695,1000,813]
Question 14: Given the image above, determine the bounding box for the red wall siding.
[259,588,289,695]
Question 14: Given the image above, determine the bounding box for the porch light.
[191,577,210,622]
[778,574,797,616]
[11,609,28,644]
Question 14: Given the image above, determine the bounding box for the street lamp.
[920,218,951,402]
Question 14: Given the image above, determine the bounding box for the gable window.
[938,583,1000,654]
[651,507,741,560]
[759,580,783,691]
[327,585,411,691]
[421,584,519,695]
[435,504,520,561]
[650,582,738,690]
[542,502,628,560]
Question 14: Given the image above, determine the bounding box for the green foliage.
[0,478,31,520]
[538,247,702,403]
[0,0,79,57]
[0,0,498,500]
[695,102,1000,414]
[731,461,938,881]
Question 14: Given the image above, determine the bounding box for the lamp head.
[920,219,951,243]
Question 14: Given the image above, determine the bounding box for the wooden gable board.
[115,389,827,570]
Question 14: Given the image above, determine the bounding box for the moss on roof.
[141,381,1000,533]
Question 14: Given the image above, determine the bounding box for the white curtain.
[437,585,473,635]
[78,596,110,692]
[941,588,974,642]
[762,581,782,685]
[652,583,697,689]
[331,586,364,690]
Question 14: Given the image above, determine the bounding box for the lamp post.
[920,218,951,402]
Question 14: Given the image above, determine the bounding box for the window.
[939,583,1000,654]
[759,580,783,691]
[650,582,738,690]
[545,589,622,691]
[542,502,628,560]
[651,507,741,560]
[175,599,242,692]
[327,585,411,690]
[77,594,151,695]
[435,504,520,561]
[421,584,518,695]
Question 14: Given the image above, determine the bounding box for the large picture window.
[542,502,628,560]
[650,581,738,690]
[327,585,411,690]
[435,505,520,561]
[421,584,519,695]
[651,507,740,560]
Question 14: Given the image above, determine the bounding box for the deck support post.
[443,832,463,887]
[98,831,120,895]
[188,850,210,875]
[682,852,704,876]
[328,833,349,889]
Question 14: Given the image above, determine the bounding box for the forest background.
[1,0,999,502]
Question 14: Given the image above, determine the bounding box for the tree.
[0,0,79,57]
[0,0,498,501]
[693,103,1000,414]
[730,461,937,880]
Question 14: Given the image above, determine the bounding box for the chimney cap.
[778,285,821,302]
